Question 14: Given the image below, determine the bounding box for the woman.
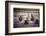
[28,14,35,27]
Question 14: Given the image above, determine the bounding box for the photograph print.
[13,8,40,28]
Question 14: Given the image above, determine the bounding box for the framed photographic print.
[5,1,45,35]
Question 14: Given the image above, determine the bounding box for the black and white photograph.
[13,8,40,28]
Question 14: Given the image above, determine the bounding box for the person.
[34,17,39,27]
[28,14,35,26]
[35,17,39,24]
[19,16,23,21]
[24,18,28,25]
[35,19,39,24]
[31,14,34,21]
[18,16,24,27]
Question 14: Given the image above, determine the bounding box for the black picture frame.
[5,1,45,35]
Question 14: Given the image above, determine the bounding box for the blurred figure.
[18,16,24,27]
[19,16,22,21]
[29,14,35,23]
[35,17,39,24]
[34,17,39,27]
[28,14,35,26]
[24,14,35,25]
[24,18,28,25]
[31,14,34,21]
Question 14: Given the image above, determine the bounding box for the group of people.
[18,14,39,24]
[14,14,39,28]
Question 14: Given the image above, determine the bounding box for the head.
[31,14,34,21]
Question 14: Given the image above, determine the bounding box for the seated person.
[34,17,39,27]
[35,19,39,24]
[24,19,28,25]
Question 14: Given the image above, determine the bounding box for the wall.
[0,0,46,36]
